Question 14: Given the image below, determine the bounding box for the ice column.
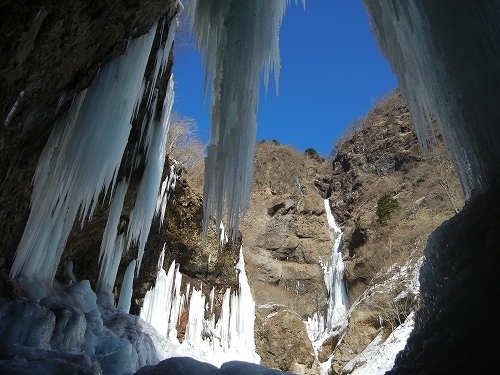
[139,246,260,366]
[156,161,179,228]
[117,259,136,313]
[127,75,175,274]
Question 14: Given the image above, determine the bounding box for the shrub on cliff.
[376,194,400,223]
[305,147,325,163]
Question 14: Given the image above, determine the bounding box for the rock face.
[240,141,333,373]
[242,142,332,317]
[330,90,463,302]
[256,309,317,374]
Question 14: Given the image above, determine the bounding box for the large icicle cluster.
[186,0,304,240]
[10,26,158,285]
[11,5,182,294]
[127,75,175,274]
[140,247,260,368]
[361,0,500,198]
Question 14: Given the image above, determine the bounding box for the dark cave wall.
[0,0,178,274]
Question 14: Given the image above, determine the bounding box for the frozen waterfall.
[306,200,348,344]
[140,247,259,368]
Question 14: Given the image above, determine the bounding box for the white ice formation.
[344,313,415,375]
[186,0,304,241]
[96,179,129,296]
[127,75,175,274]
[117,259,137,313]
[140,246,260,368]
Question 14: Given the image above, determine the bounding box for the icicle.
[55,92,66,114]
[96,179,129,295]
[139,260,177,338]
[187,1,296,242]
[361,0,500,198]
[127,75,175,274]
[10,25,157,285]
[155,161,179,228]
[168,269,184,340]
[117,259,136,313]
[185,288,206,349]
[217,288,232,352]
[5,90,24,126]
[209,287,215,314]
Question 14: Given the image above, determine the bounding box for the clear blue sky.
[172,0,397,157]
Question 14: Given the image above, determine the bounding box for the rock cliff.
[240,90,463,374]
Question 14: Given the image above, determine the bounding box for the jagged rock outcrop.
[239,90,464,374]
[242,142,332,316]
[240,141,333,372]
[330,90,463,302]
[324,90,463,374]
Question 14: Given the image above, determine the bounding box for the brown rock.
[256,310,316,373]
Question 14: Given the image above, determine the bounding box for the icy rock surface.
[343,313,415,375]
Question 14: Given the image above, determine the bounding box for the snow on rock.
[343,313,415,375]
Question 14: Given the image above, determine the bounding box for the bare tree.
[167,112,206,171]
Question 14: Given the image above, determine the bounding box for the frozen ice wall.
[362,0,500,198]
[186,0,304,240]
[10,26,158,285]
